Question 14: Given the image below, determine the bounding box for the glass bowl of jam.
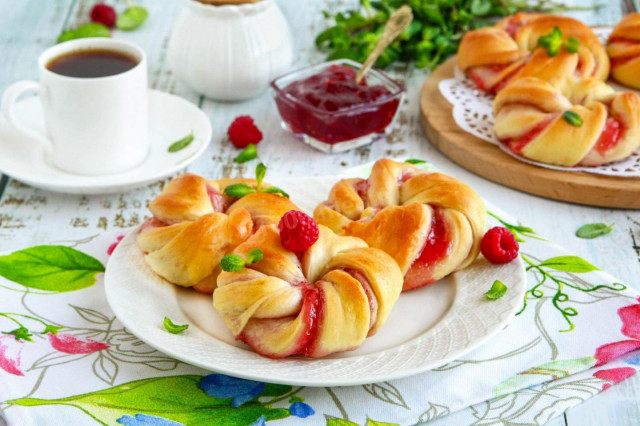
[271,59,404,153]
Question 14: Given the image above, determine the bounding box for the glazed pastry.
[137,173,299,293]
[313,159,486,291]
[493,76,640,166]
[458,13,609,93]
[213,224,403,358]
[607,12,640,89]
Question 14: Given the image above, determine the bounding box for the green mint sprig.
[220,249,263,272]
[537,26,580,57]
[315,1,594,70]
[405,158,426,165]
[163,317,189,334]
[485,280,507,300]
[224,163,289,199]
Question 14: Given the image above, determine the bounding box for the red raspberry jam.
[272,62,402,146]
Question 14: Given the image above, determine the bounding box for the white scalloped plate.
[105,176,526,386]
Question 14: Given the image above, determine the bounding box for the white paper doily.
[438,27,640,177]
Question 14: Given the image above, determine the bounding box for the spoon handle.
[355,5,413,84]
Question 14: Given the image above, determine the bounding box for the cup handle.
[1,81,52,150]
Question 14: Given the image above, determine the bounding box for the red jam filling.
[507,118,554,153]
[354,179,370,203]
[403,208,451,290]
[138,217,167,233]
[595,118,624,154]
[206,185,226,213]
[345,268,377,329]
[274,64,400,144]
[611,55,640,67]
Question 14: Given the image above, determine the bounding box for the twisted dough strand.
[137,173,299,292]
[493,76,640,166]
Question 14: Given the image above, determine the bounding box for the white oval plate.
[105,176,526,387]
[0,90,211,194]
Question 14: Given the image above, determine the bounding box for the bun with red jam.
[137,173,299,293]
[313,159,486,291]
[607,12,640,90]
[493,76,640,166]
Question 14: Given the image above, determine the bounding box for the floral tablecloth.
[0,207,639,426]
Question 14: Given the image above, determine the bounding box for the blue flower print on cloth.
[249,415,267,426]
[198,374,266,407]
[117,413,185,426]
[289,401,315,418]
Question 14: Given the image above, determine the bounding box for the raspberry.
[227,116,263,149]
[90,4,117,28]
[481,227,519,264]
[278,211,319,252]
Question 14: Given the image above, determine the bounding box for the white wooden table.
[0,1,638,425]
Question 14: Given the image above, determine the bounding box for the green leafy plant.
[168,132,194,153]
[57,23,111,44]
[315,0,594,69]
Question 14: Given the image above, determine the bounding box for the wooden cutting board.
[419,57,640,209]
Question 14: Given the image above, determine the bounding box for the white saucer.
[0,90,212,194]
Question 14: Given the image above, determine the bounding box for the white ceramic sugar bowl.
[168,0,293,101]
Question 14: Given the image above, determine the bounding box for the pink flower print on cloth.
[0,334,25,376]
[48,333,110,354]
[594,296,640,366]
[108,235,125,256]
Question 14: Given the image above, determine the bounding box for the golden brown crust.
[313,159,486,291]
[493,76,640,166]
[213,225,403,358]
[608,12,640,89]
[458,14,609,93]
[138,173,299,292]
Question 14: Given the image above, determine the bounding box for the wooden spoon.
[355,5,413,84]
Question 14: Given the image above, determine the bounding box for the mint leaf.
[163,317,189,334]
[234,144,258,163]
[485,280,507,300]
[168,132,194,153]
[538,26,563,57]
[57,23,111,44]
[564,36,580,53]
[563,111,583,127]
[262,186,290,199]
[0,245,105,292]
[576,223,613,239]
[246,249,263,265]
[539,256,599,273]
[224,184,256,199]
[116,5,148,31]
[405,158,426,165]
[220,254,245,272]
[255,163,267,191]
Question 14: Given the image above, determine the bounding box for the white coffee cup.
[1,38,149,176]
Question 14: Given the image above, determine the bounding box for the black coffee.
[46,49,138,78]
